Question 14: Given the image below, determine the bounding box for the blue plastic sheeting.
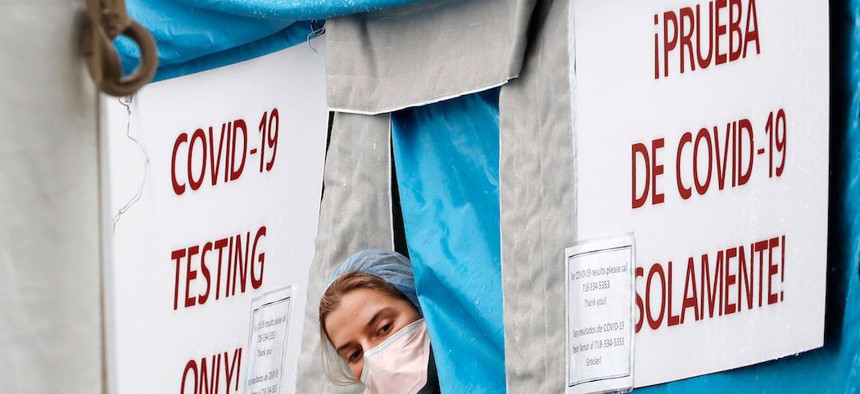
[118,0,425,81]
[140,21,314,82]
[392,89,507,394]
[170,0,425,21]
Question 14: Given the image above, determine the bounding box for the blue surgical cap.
[326,249,421,312]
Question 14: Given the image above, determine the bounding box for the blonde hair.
[319,271,415,384]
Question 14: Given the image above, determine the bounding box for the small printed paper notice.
[246,287,293,394]
[566,236,635,394]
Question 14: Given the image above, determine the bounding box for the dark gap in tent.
[319,111,335,203]
[823,0,852,350]
[390,135,410,259]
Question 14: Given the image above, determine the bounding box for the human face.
[324,287,421,380]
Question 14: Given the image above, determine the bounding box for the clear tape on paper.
[245,286,293,394]
[565,235,636,394]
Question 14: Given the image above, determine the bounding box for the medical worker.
[319,250,439,394]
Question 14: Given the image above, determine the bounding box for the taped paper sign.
[246,287,293,394]
[571,0,828,387]
[102,40,328,393]
[566,236,635,394]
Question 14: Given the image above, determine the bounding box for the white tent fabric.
[0,3,102,393]
[499,0,575,391]
[295,112,394,393]
[325,0,536,114]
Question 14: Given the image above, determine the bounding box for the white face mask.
[360,318,431,394]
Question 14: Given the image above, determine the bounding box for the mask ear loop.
[320,329,362,386]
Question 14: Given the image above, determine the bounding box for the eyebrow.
[334,307,392,355]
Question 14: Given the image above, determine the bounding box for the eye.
[348,349,363,363]
[378,323,392,336]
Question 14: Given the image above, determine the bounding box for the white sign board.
[571,0,828,387]
[102,41,328,394]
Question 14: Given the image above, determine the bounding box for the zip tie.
[306,20,326,56]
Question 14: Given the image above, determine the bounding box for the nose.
[353,359,366,381]
[359,337,376,354]
[352,337,377,379]
[361,333,389,355]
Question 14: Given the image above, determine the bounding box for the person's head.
[319,250,426,385]
[320,271,421,380]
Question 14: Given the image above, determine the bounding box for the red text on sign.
[172,226,267,310]
[675,118,754,199]
[171,119,248,195]
[631,138,666,208]
[634,235,786,333]
[632,109,788,208]
[654,0,761,79]
[171,109,280,196]
[180,347,243,394]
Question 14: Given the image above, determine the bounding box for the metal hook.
[80,0,158,97]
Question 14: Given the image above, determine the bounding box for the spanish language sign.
[103,41,328,393]
[566,236,635,394]
[571,0,828,387]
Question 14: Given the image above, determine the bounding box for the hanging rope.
[80,0,158,96]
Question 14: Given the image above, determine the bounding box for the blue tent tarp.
[119,0,427,80]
